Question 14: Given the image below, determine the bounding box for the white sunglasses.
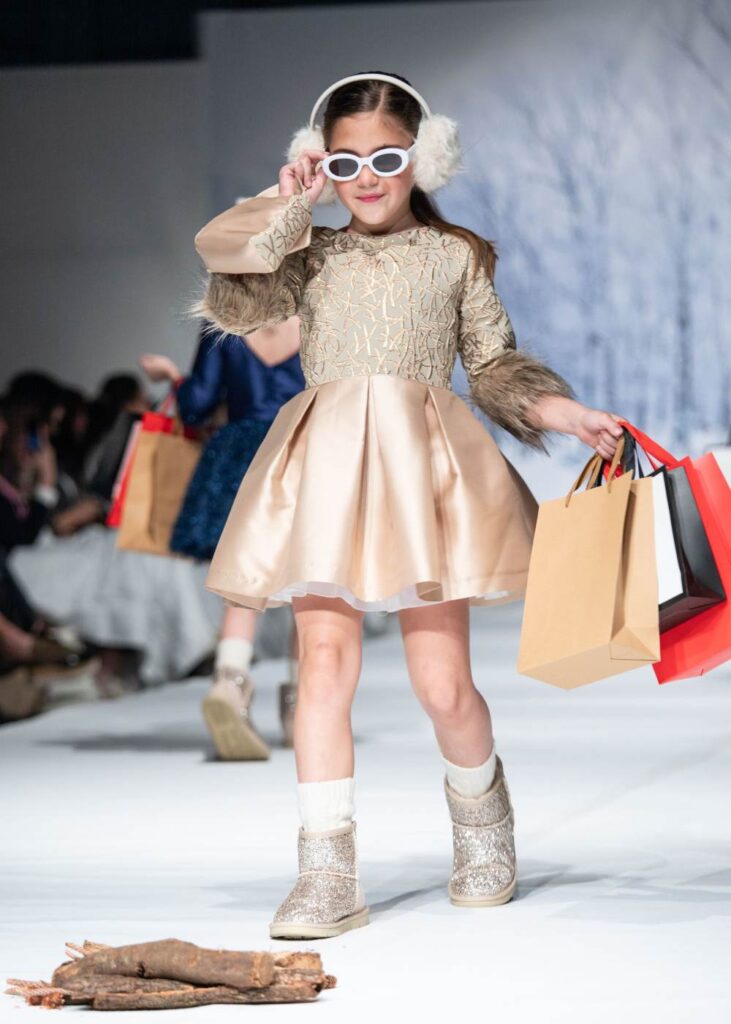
[321,143,416,182]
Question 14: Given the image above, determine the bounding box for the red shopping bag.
[620,421,731,682]
[106,394,200,535]
[106,420,141,528]
[106,395,180,529]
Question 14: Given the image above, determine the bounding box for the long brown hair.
[322,72,497,280]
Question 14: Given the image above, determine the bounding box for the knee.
[298,632,356,705]
[412,669,478,725]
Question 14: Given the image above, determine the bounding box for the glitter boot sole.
[449,876,516,907]
[270,906,370,940]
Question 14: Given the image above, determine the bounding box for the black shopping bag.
[599,430,726,633]
[656,463,726,632]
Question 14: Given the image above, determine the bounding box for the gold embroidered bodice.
[194,188,517,392]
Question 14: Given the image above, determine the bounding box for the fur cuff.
[470,349,574,451]
[191,269,299,338]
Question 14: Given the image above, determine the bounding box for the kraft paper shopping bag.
[518,443,659,688]
[117,408,201,556]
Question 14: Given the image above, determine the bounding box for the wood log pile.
[6,939,336,1010]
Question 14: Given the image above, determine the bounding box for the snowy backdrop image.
[202,0,730,485]
[439,0,731,461]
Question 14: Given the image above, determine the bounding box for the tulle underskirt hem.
[207,572,527,613]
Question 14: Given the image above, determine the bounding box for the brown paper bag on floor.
[517,444,659,688]
[117,420,201,556]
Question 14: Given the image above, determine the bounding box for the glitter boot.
[445,755,517,906]
[269,822,369,939]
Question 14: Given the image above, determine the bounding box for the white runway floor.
[3,603,731,1023]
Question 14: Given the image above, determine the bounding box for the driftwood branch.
[6,940,336,1010]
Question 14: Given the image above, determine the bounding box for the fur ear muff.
[286,124,337,205]
[412,114,463,193]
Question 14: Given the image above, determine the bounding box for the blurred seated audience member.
[6,371,65,431]
[83,372,150,506]
[0,395,60,550]
[10,523,220,693]
[0,556,92,675]
[55,373,150,534]
[53,386,92,492]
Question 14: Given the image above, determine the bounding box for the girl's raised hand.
[575,407,625,461]
[278,149,329,205]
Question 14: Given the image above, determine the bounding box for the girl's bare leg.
[270,594,367,940]
[400,599,516,908]
[399,599,493,765]
[291,595,364,782]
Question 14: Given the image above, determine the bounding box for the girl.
[141,318,305,756]
[194,72,623,939]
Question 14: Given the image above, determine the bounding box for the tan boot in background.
[445,755,517,907]
[202,667,270,761]
[269,822,369,939]
[278,682,297,748]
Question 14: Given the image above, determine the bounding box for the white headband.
[287,73,463,204]
[309,73,432,128]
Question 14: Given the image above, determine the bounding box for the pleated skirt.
[205,374,538,612]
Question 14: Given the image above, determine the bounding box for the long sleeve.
[175,332,226,425]
[193,185,312,337]
[458,246,573,451]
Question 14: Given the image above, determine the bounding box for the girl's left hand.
[575,407,624,460]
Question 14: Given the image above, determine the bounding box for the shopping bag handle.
[617,420,679,470]
[565,435,625,507]
[158,390,177,417]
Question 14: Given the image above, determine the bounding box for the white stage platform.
[2,603,730,1022]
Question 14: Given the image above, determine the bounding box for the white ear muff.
[286,124,338,205]
[411,114,463,193]
[286,74,463,204]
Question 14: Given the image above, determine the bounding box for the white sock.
[215,637,253,673]
[288,657,299,684]
[443,747,497,799]
[297,777,355,832]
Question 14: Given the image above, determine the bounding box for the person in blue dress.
[140,317,305,760]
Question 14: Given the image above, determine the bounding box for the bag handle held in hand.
[565,435,625,507]
[618,420,679,470]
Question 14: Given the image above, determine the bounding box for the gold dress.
[194,186,540,612]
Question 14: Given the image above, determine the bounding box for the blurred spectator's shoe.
[93,671,129,699]
[202,667,270,761]
[0,667,46,723]
[29,636,95,676]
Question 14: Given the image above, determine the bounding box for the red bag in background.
[106,394,199,531]
[620,421,731,682]
[106,421,141,529]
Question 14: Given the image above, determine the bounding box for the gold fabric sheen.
[195,188,538,611]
